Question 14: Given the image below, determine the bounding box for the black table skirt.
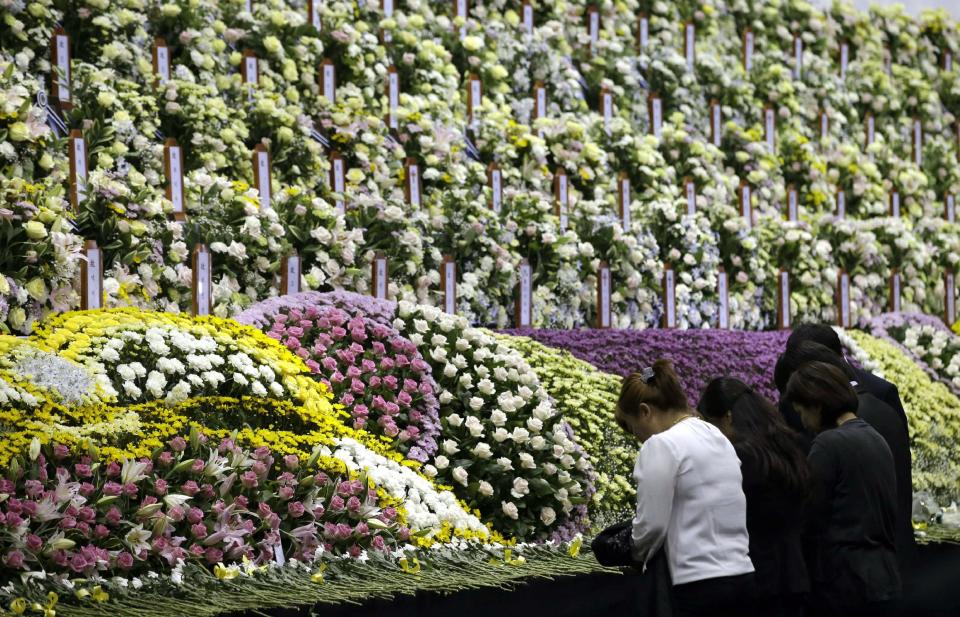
[235,542,960,617]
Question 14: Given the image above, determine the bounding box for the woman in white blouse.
[615,359,755,617]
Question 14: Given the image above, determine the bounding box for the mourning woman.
[615,360,754,617]
[698,377,810,617]
[785,362,901,617]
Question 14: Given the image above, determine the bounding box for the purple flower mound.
[502,329,792,406]
[240,298,439,463]
[238,291,397,330]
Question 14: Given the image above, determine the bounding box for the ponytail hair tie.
[641,366,655,384]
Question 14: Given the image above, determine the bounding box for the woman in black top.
[785,362,901,617]
[698,377,810,617]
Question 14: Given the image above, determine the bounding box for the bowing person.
[615,360,754,617]
[778,341,914,577]
[698,377,810,617]
[786,362,901,617]
[783,323,908,431]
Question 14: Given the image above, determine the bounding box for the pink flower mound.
[237,291,396,330]
[262,303,440,462]
[1,439,405,577]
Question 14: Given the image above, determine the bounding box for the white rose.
[434,455,450,470]
[511,477,530,498]
[478,481,494,496]
[477,378,495,395]
[464,416,484,437]
[472,443,493,459]
[540,507,556,526]
[501,501,519,520]
[442,440,460,455]
[490,410,508,426]
[512,427,530,443]
[493,428,510,442]
[526,418,543,432]
[518,453,536,469]
[452,466,469,486]
[447,414,463,427]
[469,396,484,411]
[530,436,547,450]
[497,457,514,471]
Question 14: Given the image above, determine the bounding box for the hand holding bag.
[591,520,674,617]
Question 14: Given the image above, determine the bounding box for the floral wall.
[1,0,959,334]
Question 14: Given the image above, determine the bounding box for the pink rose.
[240,471,258,489]
[25,534,42,551]
[204,547,223,564]
[116,551,135,569]
[287,502,306,518]
[106,507,123,525]
[5,550,25,569]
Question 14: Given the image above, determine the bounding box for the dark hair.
[774,353,790,394]
[785,362,859,426]
[780,341,855,388]
[616,359,688,429]
[698,377,810,499]
[787,323,843,356]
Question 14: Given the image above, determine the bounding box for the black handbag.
[591,520,674,617]
[591,520,636,567]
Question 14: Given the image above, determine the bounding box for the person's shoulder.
[855,367,898,395]
[682,417,728,442]
[641,430,680,458]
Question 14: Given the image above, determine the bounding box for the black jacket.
[805,419,902,608]
[854,386,915,571]
[779,377,915,570]
[737,446,810,600]
[852,367,909,433]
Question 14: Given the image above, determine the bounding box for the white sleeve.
[631,436,680,564]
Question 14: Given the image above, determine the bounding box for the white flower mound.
[13,348,98,405]
[900,324,960,391]
[392,301,592,539]
[77,325,293,405]
[835,326,885,379]
[330,438,488,537]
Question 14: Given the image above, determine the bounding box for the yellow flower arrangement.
[849,330,960,501]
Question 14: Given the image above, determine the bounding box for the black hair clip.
[641,366,655,383]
